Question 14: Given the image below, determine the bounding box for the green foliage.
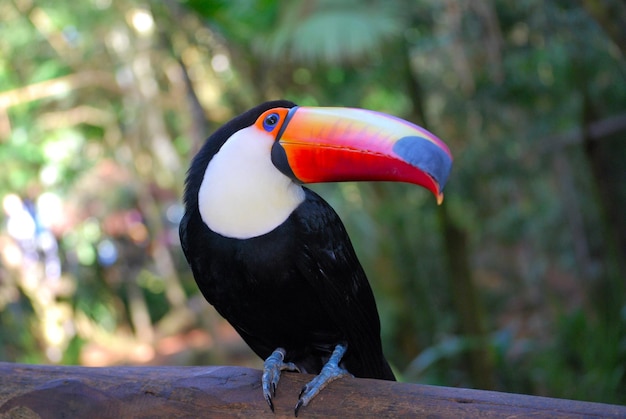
[262,3,400,64]
[536,310,626,404]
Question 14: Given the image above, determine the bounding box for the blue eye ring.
[263,113,280,132]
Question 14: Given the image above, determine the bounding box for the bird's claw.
[294,398,305,417]
[293,343,351,416]
[265,393,274,412]
[262,348,299,412]
[263,344,350,416]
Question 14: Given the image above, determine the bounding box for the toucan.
[179,100,452,415]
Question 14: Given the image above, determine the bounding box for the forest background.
[1,0,625,405]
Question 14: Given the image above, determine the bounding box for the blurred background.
[1,0,624,405]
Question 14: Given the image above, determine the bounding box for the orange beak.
[267,106,452,203]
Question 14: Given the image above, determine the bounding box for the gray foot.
[294,343,352,416]
[262,347,300,412]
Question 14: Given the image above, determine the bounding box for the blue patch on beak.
[393,136,452,189]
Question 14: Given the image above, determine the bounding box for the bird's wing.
[293,189,395,380]
[178,208,219,308]
[179,211,191,261]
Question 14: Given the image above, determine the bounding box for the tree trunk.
[403,40,495,390]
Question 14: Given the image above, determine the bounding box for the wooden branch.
[1,363,624,418]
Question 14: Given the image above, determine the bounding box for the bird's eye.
[263,113,280,132]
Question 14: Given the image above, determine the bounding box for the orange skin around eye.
[254,108,292,137]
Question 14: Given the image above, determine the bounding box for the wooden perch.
[1,362,624,418]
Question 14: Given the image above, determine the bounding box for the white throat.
[198,126,305,239]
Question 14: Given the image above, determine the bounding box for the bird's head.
[185,100,452,239]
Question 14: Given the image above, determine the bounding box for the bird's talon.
[262,348,303,412]
[292,343,352,415]
[294,399,304,417]
[265,394,274,412]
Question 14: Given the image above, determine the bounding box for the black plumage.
[181,187,394,379]
[179,101,395,381]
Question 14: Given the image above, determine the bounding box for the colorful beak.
[271,107,453,203]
